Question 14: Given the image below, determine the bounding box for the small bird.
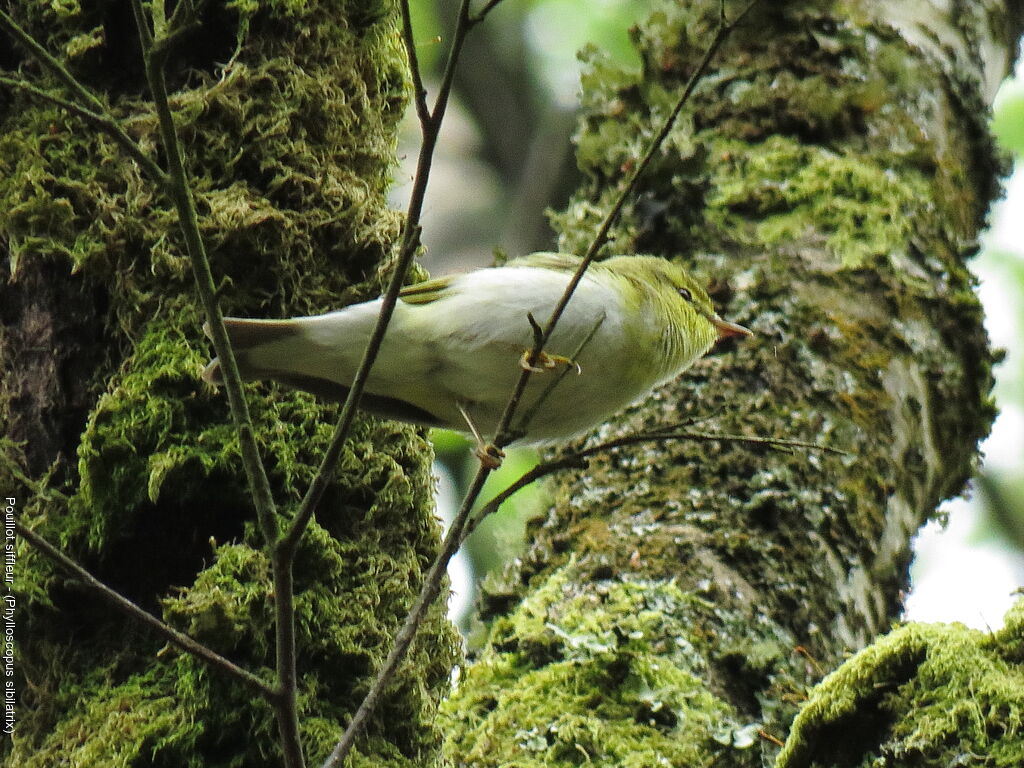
[203,252,750,462]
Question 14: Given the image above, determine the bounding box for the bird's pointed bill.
[711,316,753,340]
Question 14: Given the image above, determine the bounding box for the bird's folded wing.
[505,252,583,273]
[398,275,455,305]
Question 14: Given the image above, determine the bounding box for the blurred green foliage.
[432,429,547,581]
[993,76,1024,155]
[977,72,1024,553]
[409,0,658,97]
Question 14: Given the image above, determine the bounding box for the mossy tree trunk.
[442,2,1024,766]
[2,1,459,766]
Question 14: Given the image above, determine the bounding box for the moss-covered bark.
[1,1,458,766]
[443,2,1021,766]
[777,599,1024,768]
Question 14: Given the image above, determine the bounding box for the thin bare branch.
[494,0,760,449]
[0,9,107,113]
[128,1,302,765]
[461,427,845,541]
[526,310,544,350]
[427,0,473,128]
[461,457,583,541]
[321,4,762,766]
[155,0,207,56]
[320,466,493,768]
[151,19,202,58]
[127,0,280,545]
[470,0,508,26]
[639,428,849,456]
[16,521,276,700]
[399,0,430,125]
[267,556,304,768]
[0,12,169,187]
[583,428,848,460]
[128,0,156,49]
[166,0,194,31]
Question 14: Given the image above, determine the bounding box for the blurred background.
[387,0,1024,634]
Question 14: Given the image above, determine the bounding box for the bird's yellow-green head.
[597,255,752,379]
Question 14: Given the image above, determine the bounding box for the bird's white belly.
[349,264,662,443]
[386,328,650,442]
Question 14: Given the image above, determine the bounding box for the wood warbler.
[203,253,751,451]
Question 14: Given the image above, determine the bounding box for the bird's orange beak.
[711,316,753,341]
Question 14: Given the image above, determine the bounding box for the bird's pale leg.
[457,401,504,469]
[518,350,582,375]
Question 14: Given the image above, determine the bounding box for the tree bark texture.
[443,2,1023,766]
[1,1,458,766]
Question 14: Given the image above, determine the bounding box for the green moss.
[17,661,206,768]
[71,303,213,545]
[443,568,768,767]
[162,542,273,655]
[998,598,1024,661]
[3,0,459,765]
[706,136,931,267]
[777,599,1024,768]
[553,1,999,264]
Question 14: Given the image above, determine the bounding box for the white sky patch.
[435,462,475,624]
[906,497,1024,630]
[905,156,1024,631]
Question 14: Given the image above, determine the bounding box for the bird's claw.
[475,443,505,469]
[456,401,503,468]
[519,350,582,375]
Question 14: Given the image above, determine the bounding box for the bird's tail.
[200,311,444,422]
[201,318,304,385]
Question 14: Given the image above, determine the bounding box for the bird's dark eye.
[678,288,693,302]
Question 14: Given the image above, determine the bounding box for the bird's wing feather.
[398,254,583,307]
[505,252,583,273]
[399,275,455,305]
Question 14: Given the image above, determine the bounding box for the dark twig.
[165,0,197,32]
[461,428,845,541]
[15,521,275,700]
[470,0,508,25]
[153,0,208,57]
[0,9,107,112]
[126,0,281,550]
[277,0,475,560]
[319,467,492,768]
[581,427,848,459]
[0,76,168,184]
[322,3,761,767]
[461,457,585,541]
[126,1,303,765]
[526,311,545,351]
[515,311,606,432]
[494,0,761,447]
[399,2,430,125]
